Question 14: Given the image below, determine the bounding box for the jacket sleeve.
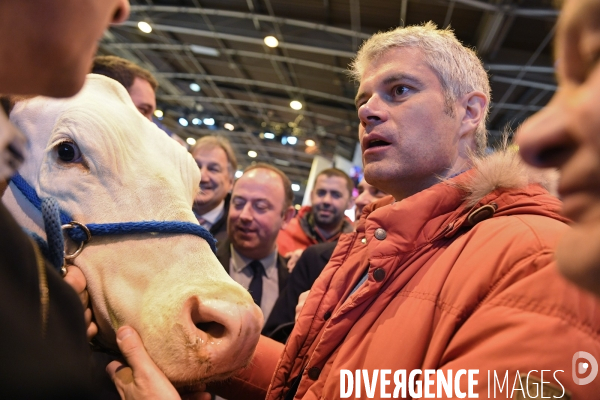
[434,252,600,399]
[206,335,284,400]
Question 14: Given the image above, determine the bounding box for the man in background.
[216,163,294,322]
[264,178,388,340]
[277,168,354,258]
[191,136,237,244]
[92,55,157,120]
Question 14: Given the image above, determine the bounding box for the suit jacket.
[263,241,337,340]
[208,193,230,246]
[216,239,289,323]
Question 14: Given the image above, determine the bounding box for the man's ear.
[281,206,296,230]
[458,91,487,138]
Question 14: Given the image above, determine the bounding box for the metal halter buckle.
[62,221,92,261]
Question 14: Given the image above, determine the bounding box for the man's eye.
[394,86,410,96]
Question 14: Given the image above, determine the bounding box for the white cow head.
[2,74,263,385]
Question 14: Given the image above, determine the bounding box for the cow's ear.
[0,95,35,116]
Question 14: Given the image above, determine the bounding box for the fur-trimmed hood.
[454,146,559,208]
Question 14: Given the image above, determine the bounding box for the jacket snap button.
[361,237,367,244]
[467,204,497,226]
[308,367,321,380]
[374,228,387,240]
[373,268,386,282]
[323,311,332,321]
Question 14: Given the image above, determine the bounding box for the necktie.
[196,216,210,230]
[248,260,265,306]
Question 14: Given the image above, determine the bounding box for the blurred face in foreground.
[0,0,130,98]
[515,0,600,295]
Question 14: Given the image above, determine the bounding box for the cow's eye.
[56,141,82,163]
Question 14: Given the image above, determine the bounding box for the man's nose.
[358,95,387,127]
[516,95,576,169]
[239,203,253,221]
[111,0,131,24]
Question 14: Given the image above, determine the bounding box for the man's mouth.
[367,139,390,149]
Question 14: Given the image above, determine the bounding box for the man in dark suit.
[191,136,237,245]
[216,163,295,323]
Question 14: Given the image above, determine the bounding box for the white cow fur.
[3,74,262,384]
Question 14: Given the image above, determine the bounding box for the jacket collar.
[357,149,567,259]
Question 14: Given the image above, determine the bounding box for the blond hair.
[350,22,491,154]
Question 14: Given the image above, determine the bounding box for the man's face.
[0,0,130,98]
[515,0,600,295]
[310,175,352,231]
[128,77,156,120]
[355,47,466,200]
[228,168,291,259]
[355,179,388,220]
[192,146,233,215]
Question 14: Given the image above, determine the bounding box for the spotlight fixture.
[138,21,152,33]
[291,184,300,192]
[186,137,196,146]
[305,139,316,147]
[264,132,275,139]
[235,170,243,178]
[290,100,303,110]
[153,109,164,118]
[264,36,279,48]
[191,118,202,125]
[287,136,298,145]
[178,117,189,127]
[203,118,215,126]
[224,123,235,131]
[248,150,258,158]
[189,83,201,92]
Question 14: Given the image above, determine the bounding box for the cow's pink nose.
[182,295,263,369]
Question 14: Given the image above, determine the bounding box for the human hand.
[107,326,209,400]
[63,265,97,341]
[285,249,304,273]
[295,290,310,321]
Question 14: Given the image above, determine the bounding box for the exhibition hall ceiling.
[102,0,558,189]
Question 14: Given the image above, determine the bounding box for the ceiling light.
[287,136,298,145]
[186,137,196,146]
[281,136,288,145]
[189,83,201,92]
[224,123,234,131]
[291,184,300,192]
[235,170,243,178]
[138,21,152,33]
[264,132,275,139]
[178,117,188,127]
[189,44,220,57]
[264,36,279,48]
[248,150,257,158]
[290,100,303,110]
[192,118,202,125]
[203,118,215,126]
[154,109,164,118]
[305,139,316,147]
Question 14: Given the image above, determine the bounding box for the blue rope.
[41,198,64,272]
[11,172,217,254]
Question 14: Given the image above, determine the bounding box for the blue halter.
[11,172,216,272]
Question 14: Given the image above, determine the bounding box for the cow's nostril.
[194,321,226,339]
